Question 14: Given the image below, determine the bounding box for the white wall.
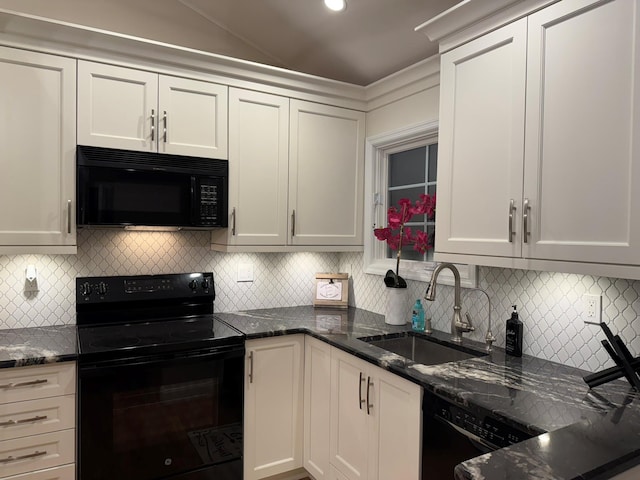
[366,85,440,137]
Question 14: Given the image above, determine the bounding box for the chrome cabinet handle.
[523,198,530,244]
[358,372,365,410]
[0,451,47,464]
[231,208,236,236]
[151,109,155,142]
[366,377,373,415]
[248,351,254,384]
[0,379,47,389]
[163,111,167,143]
[291,210,296,237]
[0,415,48,427]
[508,199,516,243]
[67,200,72,234]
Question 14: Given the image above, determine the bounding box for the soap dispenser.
[505,305,523,357]
[412,299,425,332]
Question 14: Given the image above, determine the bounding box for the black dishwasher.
[422,393,533,479]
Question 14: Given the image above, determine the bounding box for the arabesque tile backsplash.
[1,230,639,374]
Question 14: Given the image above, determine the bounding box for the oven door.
[78,347,244,480]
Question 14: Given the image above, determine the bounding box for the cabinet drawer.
[0,429,74,478]
[2,464,75,480]
[0,396,75,442]
[0,364,75,404]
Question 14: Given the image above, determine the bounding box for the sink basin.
[361,332,487,366]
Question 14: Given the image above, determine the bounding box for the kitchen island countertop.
[216,305,640,480]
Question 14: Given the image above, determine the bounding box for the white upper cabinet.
[0,46,76,253]
[158,75,228,158]
[436,19,527,258]
[78,60,228,158]
[213,88,289,247]
[213,97,365,251]
[522,0,640,264]
[435,0,640,276]
[289,100,365,247]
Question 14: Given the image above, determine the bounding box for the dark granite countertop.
[0,325,77,368]
[216,305,640,480]
[4,305,640,478]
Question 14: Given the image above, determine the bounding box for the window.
[386,143,437,263]
[363,121,476,287]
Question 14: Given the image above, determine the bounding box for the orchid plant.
[373,194,435,288]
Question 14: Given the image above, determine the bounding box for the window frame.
[363,120,477,287]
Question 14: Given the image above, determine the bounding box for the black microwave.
[77,145,228,230]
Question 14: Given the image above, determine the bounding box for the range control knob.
[80,282,92,297]
[188,280,199,291]
[201,278,211,290]
[97,282,108,296]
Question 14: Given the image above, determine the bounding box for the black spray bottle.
[505,305,523,357]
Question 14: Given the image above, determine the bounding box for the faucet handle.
[462,313,475,332]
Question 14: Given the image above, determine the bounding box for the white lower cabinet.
[329,348,422,480]
[248,337,422,480]
[0,362,76,480]
[244,336,304,480]
[303,337,332,479]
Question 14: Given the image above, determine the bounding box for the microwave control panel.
[198,179,220,225]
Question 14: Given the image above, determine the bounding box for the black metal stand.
[583,321,640,391]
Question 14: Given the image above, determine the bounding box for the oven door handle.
[438,417,499,452]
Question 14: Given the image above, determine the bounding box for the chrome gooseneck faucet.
[424,263,474,343]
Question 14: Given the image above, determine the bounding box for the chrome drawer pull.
[248,351,254,384]
[0,415,48,427]
[163,111,168,143]
[151,109,155,142]
[0,450,47,463]
[0,379,48,389]
[358,372,365,410]
[366,376,373,415]
[508,199,516,243]
[523,198,530,243]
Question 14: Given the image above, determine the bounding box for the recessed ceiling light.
[324,0,347,12]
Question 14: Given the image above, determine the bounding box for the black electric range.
[76,273,245,480]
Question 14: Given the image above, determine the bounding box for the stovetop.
[75,272,244,362]
[77,315,243,361]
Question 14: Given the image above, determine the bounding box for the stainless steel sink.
[361,332,487,365]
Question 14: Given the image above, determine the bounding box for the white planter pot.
[385,287,410,325]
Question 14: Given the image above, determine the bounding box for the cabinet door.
[215,88,289,247]
[158,76,228,159]
[304,337,332,480]
[371,367,422,480]
[244,335,304,480]
[330,348,371,480]
[523,0,640,264]
[289,100,365,246]
[0,46,76,249]
[436,19,527,257]
[78,61,157,152]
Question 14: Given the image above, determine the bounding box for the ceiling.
[0,0,460,85]
[175,0,460,85]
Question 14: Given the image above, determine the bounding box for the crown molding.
[415,0,560,53]
[0,9,367,110]
[364,55,441,111]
